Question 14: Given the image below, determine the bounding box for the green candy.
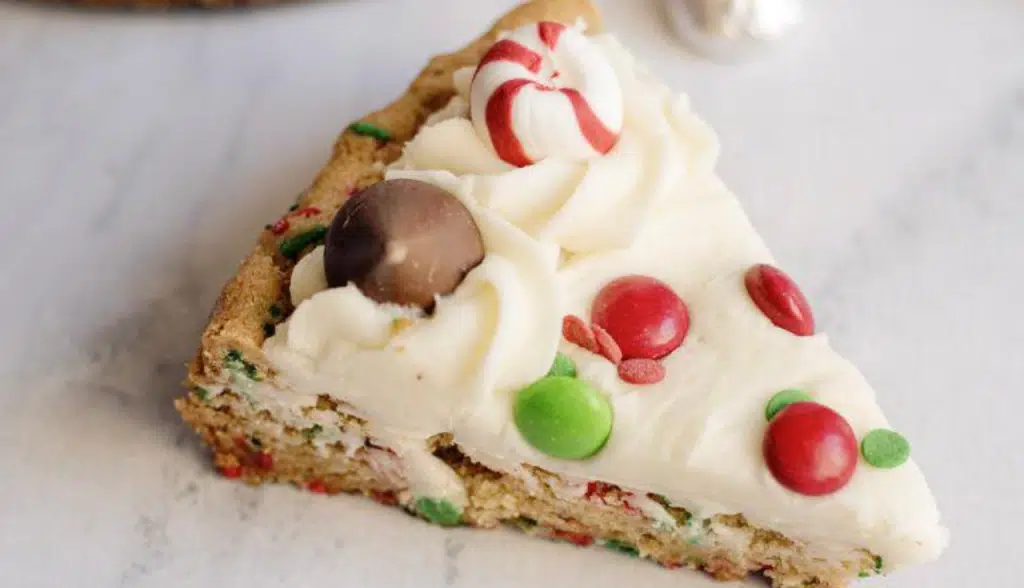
[348,121,392,142]
[764,389,813,421]
[602,539,639,557]
[415,497,462,526]
[547,352,577,378]
[861,429,910,469]
[514,376,612,460]
[279,226,328,260]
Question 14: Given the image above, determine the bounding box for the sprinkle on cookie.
[349,121,393,142]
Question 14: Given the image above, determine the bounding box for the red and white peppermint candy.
[470,21,624,167]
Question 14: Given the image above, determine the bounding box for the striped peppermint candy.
[469,21,624,167]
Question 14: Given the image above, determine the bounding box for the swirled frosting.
[264,27,946,569]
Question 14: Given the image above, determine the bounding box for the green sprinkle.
[765,389,813,421]
[194,387,209,401]
[874,555,884,572]
[224,350,262,382]
[303,424,323,440]
[279,226,328,259]
[859,571,871,578]
[861,429,910,469]
[348,121,392,142]
[288,204,298,212]
[249,436,262,448]
[507,516,538,532]
[415,497,462,526]
[268,304,282,318]
[547,352,577,378]
[602,539,639,557]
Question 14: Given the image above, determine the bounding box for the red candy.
[592,276,689,360]
[307,480,327,494]
[762,402,858,496]
[745,264,815,336]
[617,358,666,385]
[562,315,600,354]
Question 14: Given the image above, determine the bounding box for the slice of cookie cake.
[177,1,947,586]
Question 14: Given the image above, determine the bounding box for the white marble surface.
[1,0,1022,586]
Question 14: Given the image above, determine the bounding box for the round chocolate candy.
[323,179,485,309]
[764,388,813,421]
[744,264,815,336]
[514,376,613,460]
[762,401,858,496]
[591,275,689,360]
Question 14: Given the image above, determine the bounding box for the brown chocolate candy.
[323,179,485,309]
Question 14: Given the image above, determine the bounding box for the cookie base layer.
[177,389,876,588]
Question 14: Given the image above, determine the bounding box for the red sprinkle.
[270,218,290,236]
[220,465,243,479]
[661,561,685,570]
[618,359,666,385]
[621,498,642,515]
[290,207,321,218]
[371,490,399,506]
[551,529,595,547]
[255,451,274,470]
[307,480,327,494]
[592,323,623,365]
[584,481,613,500]
[562,315,600,354]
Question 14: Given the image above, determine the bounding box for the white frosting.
[263,30,946,570]
[469,21,623,164]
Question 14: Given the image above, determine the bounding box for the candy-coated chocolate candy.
[762,402,858,496]
[591,275,689,360]
[514,376,613,460]
[547,352,577,378]
[744,264,815,336]
[764,389,813,421]
[860,429,911,469]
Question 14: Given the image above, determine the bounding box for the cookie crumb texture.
[177,391,874,588]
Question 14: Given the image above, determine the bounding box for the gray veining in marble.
[1,0,1022,586]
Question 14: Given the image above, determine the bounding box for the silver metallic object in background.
[666,0,803,62]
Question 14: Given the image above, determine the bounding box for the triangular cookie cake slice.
[177,1,947,585]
